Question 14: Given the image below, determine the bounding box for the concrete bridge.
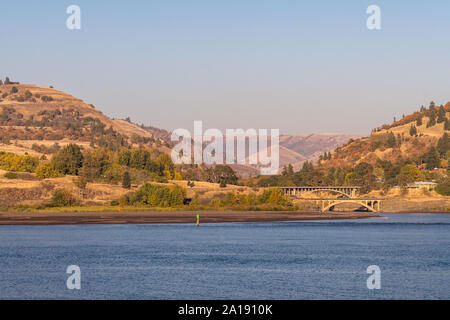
[316,198,382,213]
[280,186,360,198]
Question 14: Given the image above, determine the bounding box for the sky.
[1,0,450,135]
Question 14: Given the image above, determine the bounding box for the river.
[0,213,448,299]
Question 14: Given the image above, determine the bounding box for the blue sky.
[1,1,450,134]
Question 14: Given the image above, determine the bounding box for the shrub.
[102,163,125,184]
[209,198,222,207]
[257,188,290,206]
[190,194,201,206]
[41,95,54,102]
[187,181,195,187]
[50,189,78,207]
[73,176,88,189]
[436,178,450,196]
[0,152,39,172]
[10,86,18,94]
[35,162,61,179]
[118,194,130,206]
[128,183,186,207]
[4,172,18,179]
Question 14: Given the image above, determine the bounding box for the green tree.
[204,165,238,185]
[423,147,440,169]
[400,164,421,181]
[122,171,131,189]
[282,164,294,176]
[155,153,175,177]
[52,144,83,175]
[416,116,423,126]
[435,178,450,196]
[409,124,417,136]
[386,132,396,148]
[50,189,78,207]
[437,106,446,123]
[354,162,373,177]
[79,148,112,180]
[427,112,436,128]
[429,101,436,110]
[437,133,450,157]
[445,118,450,131]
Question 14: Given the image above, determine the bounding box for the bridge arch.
[323,200,379,213]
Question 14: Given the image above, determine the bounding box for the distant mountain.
[279,134,363,170]
[232,134,362,178]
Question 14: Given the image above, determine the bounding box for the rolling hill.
[322,102,450,168]
[0,80,362,177]
[0,82,171,156]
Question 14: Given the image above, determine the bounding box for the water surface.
[0,213,449,299]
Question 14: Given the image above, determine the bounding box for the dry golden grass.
[374,116,446,138]
[0,143,43,157]
[0,84,156,141]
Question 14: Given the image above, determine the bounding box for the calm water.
[0,213,449,300]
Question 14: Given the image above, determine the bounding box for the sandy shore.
[0,211,379,226]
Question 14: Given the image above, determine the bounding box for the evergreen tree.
[437,133,450,157]
[416,115,423,126]
[386,132,396,148]
[424,147,440,169]
[445,118,450,131]
[122,171,131,189]
[429,101,436,110]
[287,164,294,175]
[427,112,436,128]
[409,125,417,136]
[437,106,446,123]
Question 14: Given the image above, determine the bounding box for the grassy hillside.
[0,82,171,156]
[324,102,450,168]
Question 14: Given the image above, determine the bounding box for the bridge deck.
[279,186,360,189]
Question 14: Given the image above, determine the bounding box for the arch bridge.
[318,198,382,213]
[280,186,360,199]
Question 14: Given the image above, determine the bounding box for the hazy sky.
[1,1,450,135]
